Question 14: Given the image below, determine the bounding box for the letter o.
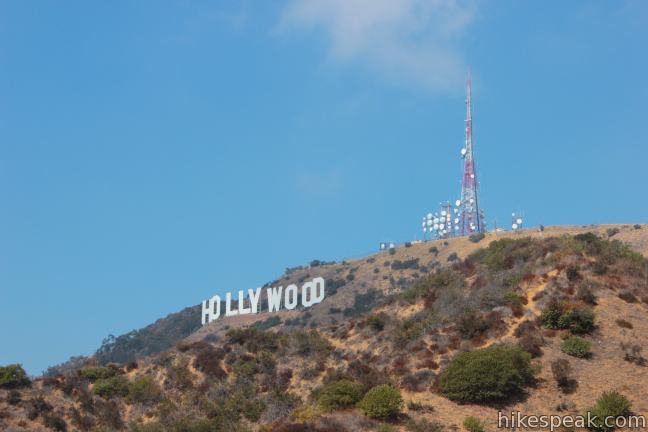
[285,284,298,310]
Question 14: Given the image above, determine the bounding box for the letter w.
[267,286,283,312]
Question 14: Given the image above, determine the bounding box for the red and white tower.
[458,73,485,235]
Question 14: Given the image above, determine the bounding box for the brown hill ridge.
[2,223,648,431]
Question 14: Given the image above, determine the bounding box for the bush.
[469,232,486,243]
[447,252,459,262]
[456,311,489,339]
[127,375,161,404]
[585,391,631,431]
[79,366,117,382]
[576,282,597,305]
[540,301,595,334]
[561,336,591,358]
[550,359,572,388]
[606,228,620,238]
[358,384,402,420]
[317,379,364,411]
[7,389,21,405]
[621,343,646,366]
[252,316,282,330]
[92,376,129,399]
[463,416,486,432]
[406,418,443,432]
[366,314,386,332]
[0,364,30,389]
[440,345,534,403]
[43,414,67,432]
[391,259,420,270]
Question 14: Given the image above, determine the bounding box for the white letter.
[238,290,251,315]
[225,292,238,317]
[267,286,283,312]
[248,288,262,313]
[312,277,325,303]
[285,284,298,310]
[201,295,221,325]
[302,277,326,308]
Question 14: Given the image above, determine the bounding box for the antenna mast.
[458,72,484,235]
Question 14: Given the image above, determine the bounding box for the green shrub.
[127,375,161,404]
[541,301,595,334]
[440,345,534,403]
[79,366,117,382]
[358,384,402,420]
[469,232,486,243]
[463,416,486,432]
[585,391,631,431]
[92,376,129,399]
[561,336,591,358]
[317,379,364,411]
[0,364,30,389]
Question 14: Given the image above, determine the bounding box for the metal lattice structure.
[457,74,485,235]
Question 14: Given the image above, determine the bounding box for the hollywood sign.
[201,277,326,325]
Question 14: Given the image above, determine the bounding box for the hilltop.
[2,223,648,431]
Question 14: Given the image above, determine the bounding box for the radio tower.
[458,72,484,235]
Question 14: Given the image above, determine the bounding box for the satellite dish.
[422,222,426,227]
[427,213,433,219]
[441,210,447,216]
[470,198,474,203]
[512,213,516,217]
[470,174,475,179]
[512,223,518,230]
[423,227,427,232]
[455,199,461,206]
[461,148,467,156]
[516,218,523,224]
[427,220,433,226]
[433,224,439,230]
[454,218,459,223]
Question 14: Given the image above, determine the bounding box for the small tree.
[0,364,30,389]
[358,384,402,420]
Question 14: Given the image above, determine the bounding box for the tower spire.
[459,72,484,235]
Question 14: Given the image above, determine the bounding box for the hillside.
[2,223,648,432]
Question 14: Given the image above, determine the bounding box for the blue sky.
[1,0,646,374]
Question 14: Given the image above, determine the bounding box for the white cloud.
[280,0,476,92]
